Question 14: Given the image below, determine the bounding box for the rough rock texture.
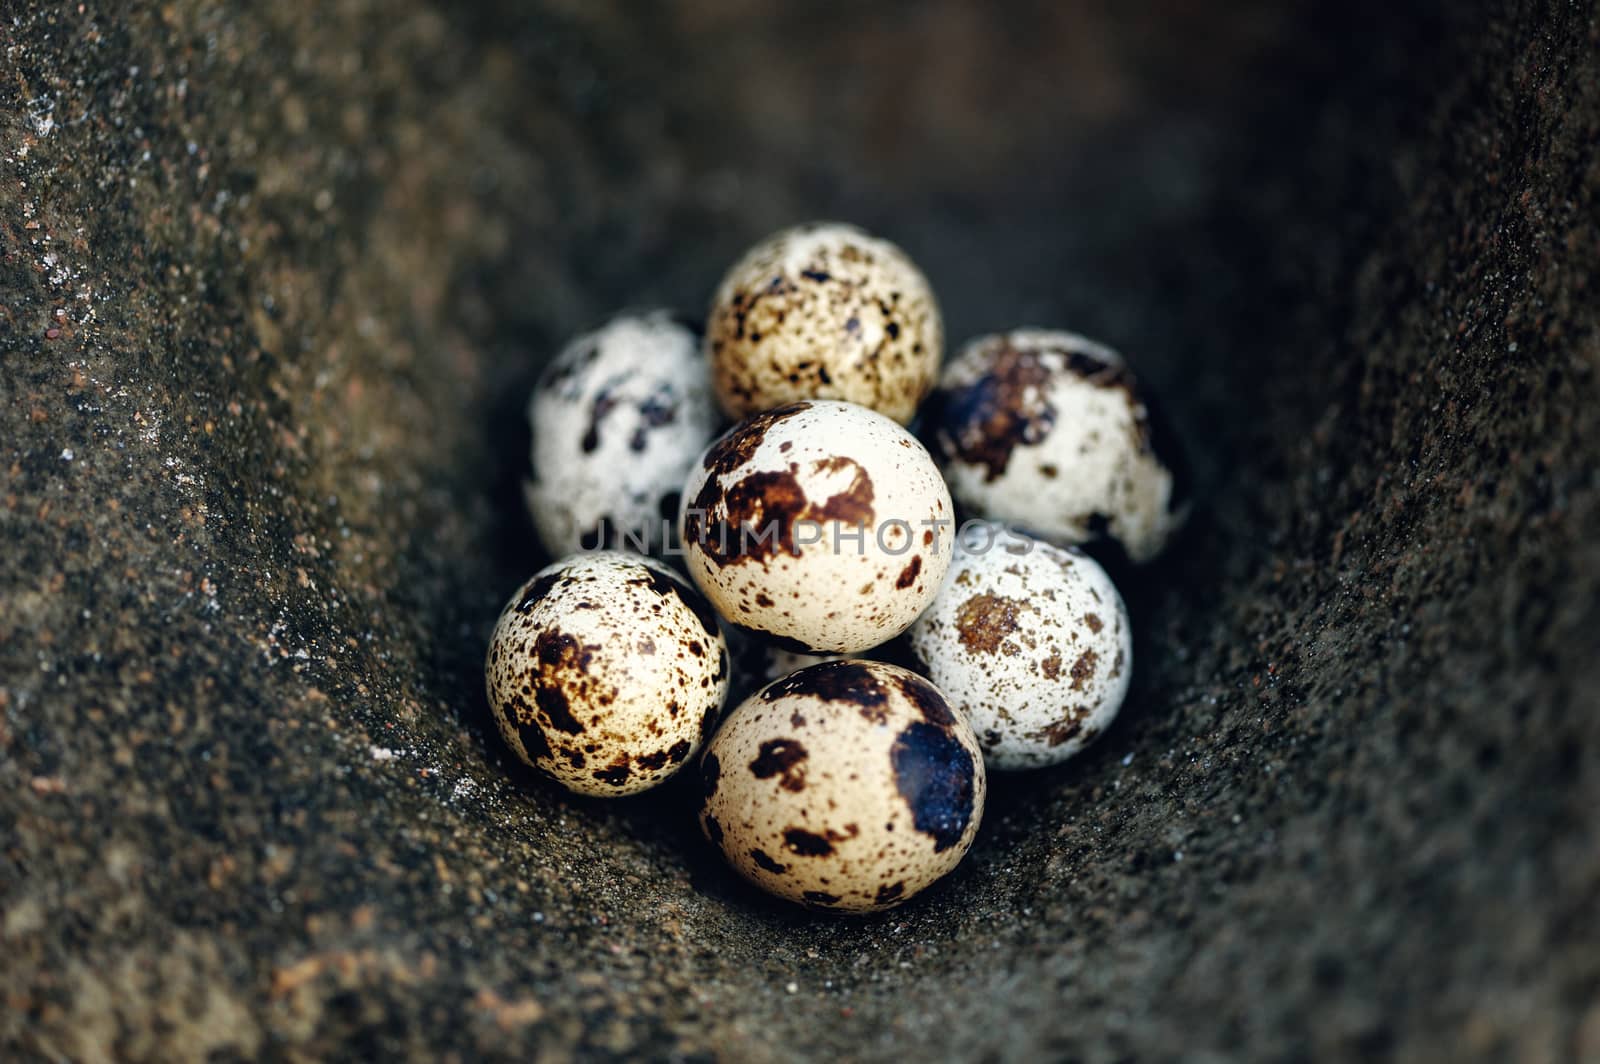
[2,1,1596,1060]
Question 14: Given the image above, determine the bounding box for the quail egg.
[485,551,729,796]
[909,521,1132,770]
[525,310,717,557]
[680,400,954,654]
[706,222,943,425]
[697,659,985,912]
[925,329,1188,562]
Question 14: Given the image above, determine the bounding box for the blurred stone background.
[2,0,1596,1059]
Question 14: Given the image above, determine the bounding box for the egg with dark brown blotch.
[926,329,1189,563]
[698,659,985,912]
[525,310,716,558]
[909,522,1132,770]
[484,551,729,797]
[706,222,942,425]
[679,399,954,654]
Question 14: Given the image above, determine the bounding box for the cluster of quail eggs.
[485,222,1188,913]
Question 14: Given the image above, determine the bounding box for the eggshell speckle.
[525,310,717,557]
[485,551,730,796]
[909,522,1132,770]
[698,659,985,912]
[706,223,942,425]
[926,329,1188,563]
[680,400,954,654]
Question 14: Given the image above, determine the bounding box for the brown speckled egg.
[524,310,717,557]
[909,522,1131,770]
[679,400,954,654]
[926,329,1189,563]
[697,659,985,912]
[706,222,942,425]
[484,551,730,796]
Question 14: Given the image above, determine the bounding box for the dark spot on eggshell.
[581,387,623,454]
[750,849,788,875]
[636,739,681,771]
[529,630,599,735]
[1044,716,1085,747]
[890,722,977,852]
[929,341,1056,482]
[628,386,679,452]
[800,268,832,283]
[803,891,840,907]
[700,752,721,798]
[755,592,774,608]
[896,673,956,728]
[514,571,561,613]
[1069,649,1099,691]
[875,881,905,905]
[1061,347,1134,389]
[702,813,724,845]
[1083,613,1104,633]
[749,739,808,792]
[954,594,1027,655]
[592,757,631,786]
[694,470,808,567]
[1040,653,1062,679]
[783,828,834,857]
[502,693,552,763]
[761,661,887,720]
[700,402,812,477]
[895,556,921,589]
[807,456,876,527]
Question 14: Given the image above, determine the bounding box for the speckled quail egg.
[484,551,730,797]
[680,399,954,654]
[925,329,1189,563]
[524,310,717,557]
[706,222,943,425]
[697,659,985,912]
[909,521,1131,770]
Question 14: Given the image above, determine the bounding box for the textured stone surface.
[2,1,1596,1060]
